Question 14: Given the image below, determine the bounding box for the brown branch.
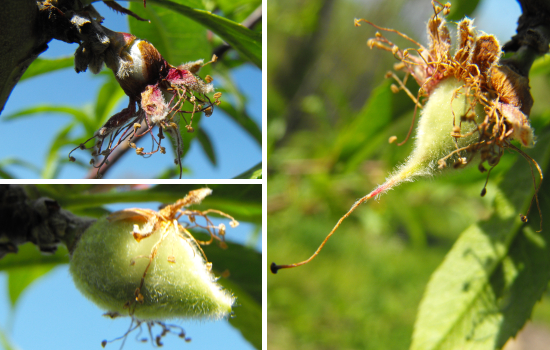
[0,1,50,114]
[1,0,111,114]
[502,0,550,77]
[0,185,96,259]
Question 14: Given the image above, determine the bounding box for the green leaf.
[201,234,261,303]
[27,184,95,198]
[199,233,261,349]
[145,0,262,68]
[234,162,262,179]
[155,165,191,178]
[42,122,76,179]
[46,184,262,224]
[209,62,261,145]
[0,243,69,271]
[129,0,211,65]
[146,184,262,223]
[0,158,42,178]
[445,0,482,21]
[196,128,217,165]
[332,79,393,171]
[411,127,550,350]
[0,243,69,307]
[226,280,262,350]
[215,0,262,24]
[8,265,55,307]
[94,75,126,125]
[20,57,74,81]
[0,167,14,179]
[2,105,91,126]
[530,55,550,77]
[0,328,17,350]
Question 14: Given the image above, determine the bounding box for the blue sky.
[0,186,261,350]
[0,2,261,179]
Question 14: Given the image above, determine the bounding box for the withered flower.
[70,29,220,178]
[356,1,535,160]
[272,0,542,274]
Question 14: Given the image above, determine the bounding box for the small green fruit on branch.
[271,0,543,274]
[69,188,239,347]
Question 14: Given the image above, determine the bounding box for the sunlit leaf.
[129,0,210,65]
[8,265,55,307]
[0,243,69,271]
[445,0,482,21]
[411,127,550,350]
[2,105,91,126]
[196,128,217,165]
[0,158,41,178]
[143,0,262,68]
[20,57,73,82]
[226,281,261,350]
[42,184,261,223]
[0,327,17,350]
[43,122,75,179]
[200,233,261,349]
[234,162,262,179]
[215,0,262,24]
[94,75,126,124]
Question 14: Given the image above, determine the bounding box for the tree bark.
[0,0,50,114]
[0,185,95,259]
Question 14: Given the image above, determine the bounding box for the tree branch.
[0,185,96,259]
[0,1,50,114]
[502,0,550,77]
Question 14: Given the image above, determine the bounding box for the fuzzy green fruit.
[70,216,234,321]
[395,76,484,180]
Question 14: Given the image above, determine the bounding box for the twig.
[0,185,96,259]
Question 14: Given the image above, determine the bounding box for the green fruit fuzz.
[393,76,484,182]
[70,216,234,321]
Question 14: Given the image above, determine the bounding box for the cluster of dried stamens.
[101,319,190,349]
[355,0,541,219]
[68,28,221,178]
